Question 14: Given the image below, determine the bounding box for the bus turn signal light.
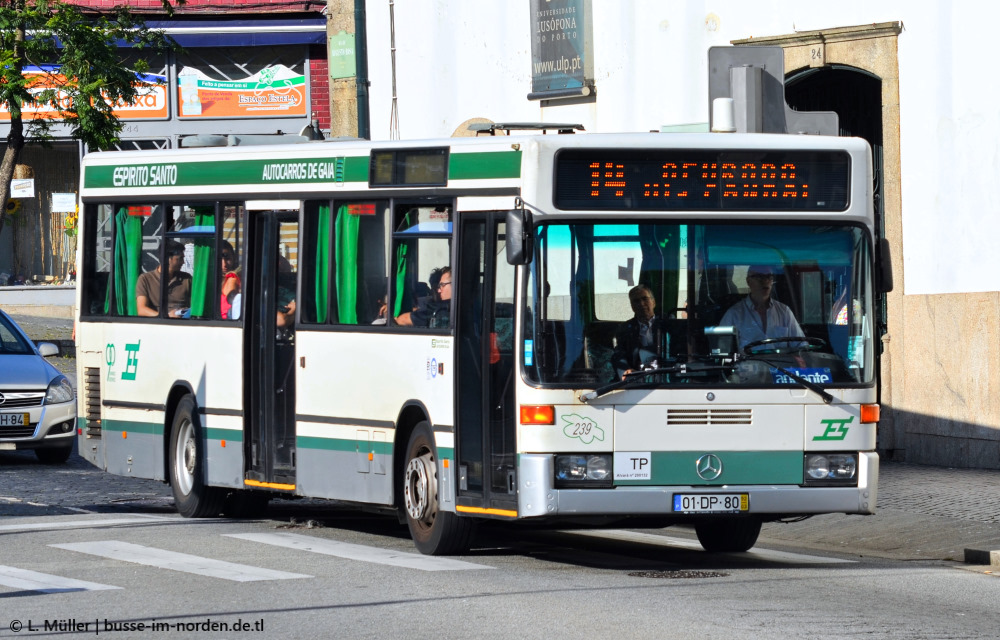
[520,405,555,425]
[860,404,880,424]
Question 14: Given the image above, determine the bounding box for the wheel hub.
[404,453,437,522]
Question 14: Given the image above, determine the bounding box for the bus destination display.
[554,149,850,211]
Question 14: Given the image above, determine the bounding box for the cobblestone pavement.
[5,312,1000,561]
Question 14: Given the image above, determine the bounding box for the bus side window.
[162,204,215,321]
[219,204,244,321]
[101,203,163,318]
[390,204,452,329]
[301,200,389,326]
[81,204,113,317]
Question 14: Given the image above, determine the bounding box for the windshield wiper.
[740,355,834,404]
[579,362,729,402]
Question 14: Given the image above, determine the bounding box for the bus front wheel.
[402,422,475,555]
[694,517,762,552]
[169,395,225,518]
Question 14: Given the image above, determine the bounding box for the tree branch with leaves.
[0,0,183,238]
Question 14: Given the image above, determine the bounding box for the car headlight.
[803,453,858,485]
[555,454,613,488]
[45,376,75,405]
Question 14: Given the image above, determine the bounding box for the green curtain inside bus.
[313,204,332,323]
[393,242,409,317]
[335,204,360,324]
[106,207,141,316]
[189,210,215,318]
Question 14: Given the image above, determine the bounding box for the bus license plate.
[673,493,749,514]
[0,412,29,427]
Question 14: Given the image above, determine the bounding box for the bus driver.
[720,264,804,350]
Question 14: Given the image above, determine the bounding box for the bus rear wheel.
[402,422,475,555]
[169,395,225,518]
[695,517,762,552]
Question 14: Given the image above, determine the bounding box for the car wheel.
[36,445,72,464]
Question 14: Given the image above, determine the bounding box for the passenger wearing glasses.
[395,266,452,328]
[720,264,804,350]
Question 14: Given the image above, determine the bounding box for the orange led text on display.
[587,159,809,201]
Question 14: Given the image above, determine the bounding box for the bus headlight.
[803,453,858,485]
[554,454,613,488]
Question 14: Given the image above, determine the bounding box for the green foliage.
[0,0,182,236]
[0,0,180,149]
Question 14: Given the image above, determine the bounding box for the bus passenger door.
[455,213,517,514]
[245,211,299,489]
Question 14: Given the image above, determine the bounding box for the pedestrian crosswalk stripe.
[224,532,493,571]
[50,541,312,582]
[0,516,174,533]
[0,565,120,593]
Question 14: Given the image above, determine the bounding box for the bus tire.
[169,395,225,518]
[402,421,475,555]
[695,517,762,553]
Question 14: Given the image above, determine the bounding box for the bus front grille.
[666,408,752,426]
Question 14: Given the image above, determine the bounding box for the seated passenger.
[136,241,191,318]
[720,265,804,350]
[613,284,670,378]
[220,241,240,319]
[396,267,451,328]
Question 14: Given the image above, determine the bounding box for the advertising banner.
[529,0,590,96]
[177,64,307,119]
[0,67,168,122]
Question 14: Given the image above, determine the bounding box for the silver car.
[0,309,77,463]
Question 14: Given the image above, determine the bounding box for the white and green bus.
[76,129,888,554]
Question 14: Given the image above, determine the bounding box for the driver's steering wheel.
[742,336,827,355]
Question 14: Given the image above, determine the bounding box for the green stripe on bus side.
[83,156,369,189]
[297,436,455,460]
[205,428,243,442]
[102,418,163,436]
[614,451,803,486]
[297,436,391,455]
[100,420,238,442]
[448,150,522,180]
[83,149,521,190]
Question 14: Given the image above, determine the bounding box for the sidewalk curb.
[963,548,1000,566]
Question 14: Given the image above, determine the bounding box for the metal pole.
[354,0,371,140]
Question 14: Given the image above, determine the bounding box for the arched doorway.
[785,66,888,344]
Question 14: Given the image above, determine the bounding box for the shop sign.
[11,179,34,198]
[329,31,357,80]
[177,64,307,119]
[0,68,168,122]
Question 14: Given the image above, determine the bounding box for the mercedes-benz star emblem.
[0,392,5,405]
[696,454,723,481]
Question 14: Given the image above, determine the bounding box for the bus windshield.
[524,221,874,388]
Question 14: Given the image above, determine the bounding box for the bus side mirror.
[505,209,534,265]
[878,237,894,293]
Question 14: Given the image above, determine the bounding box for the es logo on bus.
[813,416,853,441]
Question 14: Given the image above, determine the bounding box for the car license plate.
[0,412,30,427]
[673,493,749,514]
